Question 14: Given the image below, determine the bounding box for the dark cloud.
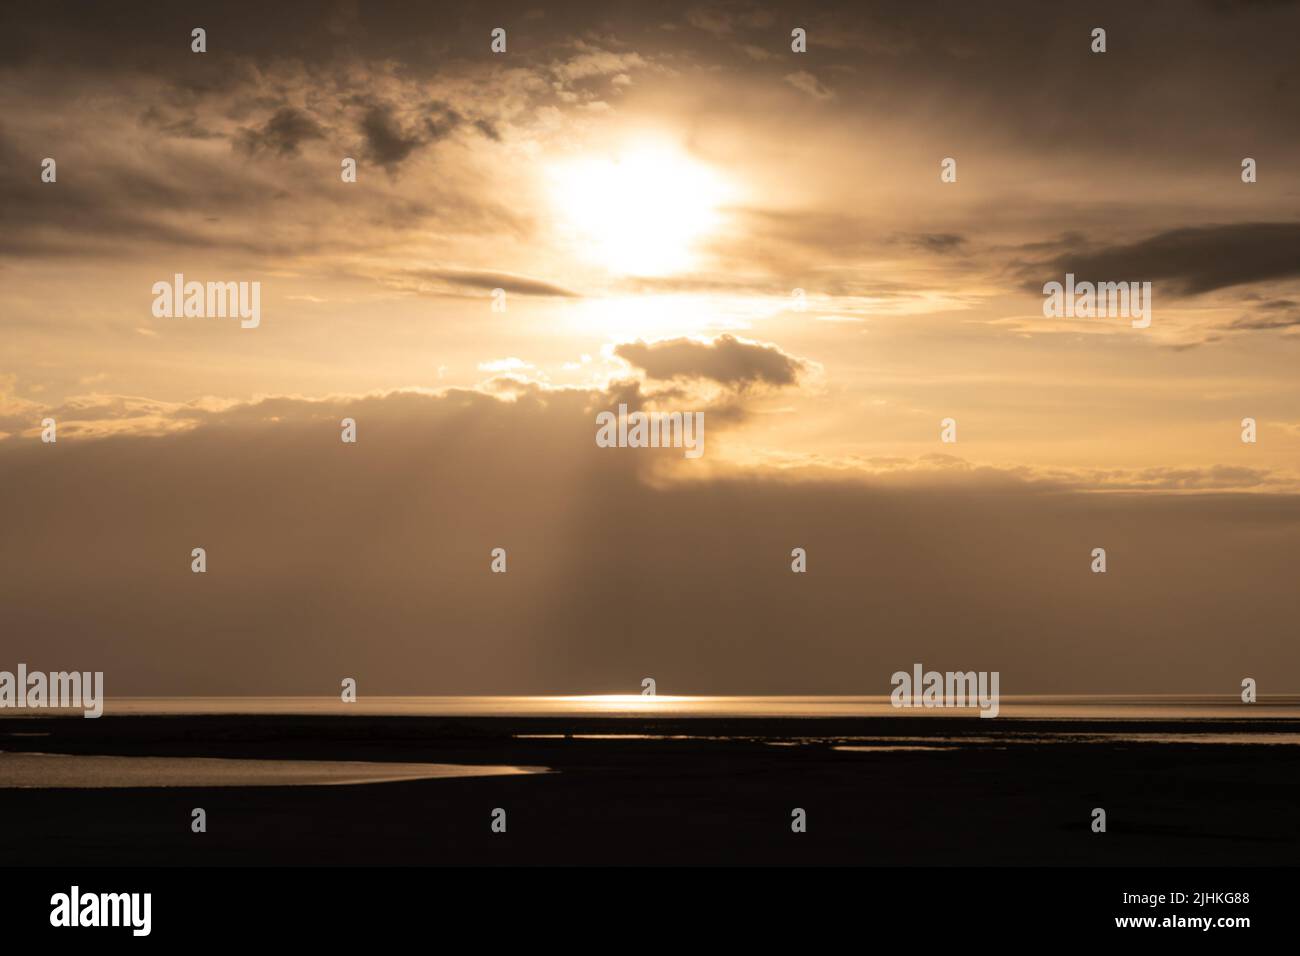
[1224,297,1300,331]
[402,269,580,298]
[139,105,221,141]
[1228,310,1300,331]
[0,129,316,259]
[354,98,500,171]
[424,101,464,139]
[0,99,517,262]
[2,385,1298,695]
[235,106,326,157]
[615,334,807,388]
[359,102,427,170]
[902,232,966,254]
[1018,223,1300,296]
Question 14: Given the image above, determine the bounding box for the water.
[0,752,548,789]
[5,694,1295,719]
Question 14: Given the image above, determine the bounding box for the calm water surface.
[27,694,1297,719]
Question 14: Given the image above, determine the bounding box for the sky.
[1,0,1298,694]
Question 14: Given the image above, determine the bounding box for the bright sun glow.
[548,142,732,277]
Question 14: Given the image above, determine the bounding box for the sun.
[548,141,732,277]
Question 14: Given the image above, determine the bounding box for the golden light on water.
[550,694,693,711]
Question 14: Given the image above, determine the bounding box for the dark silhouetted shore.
[3,714,1298,865]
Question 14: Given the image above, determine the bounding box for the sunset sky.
[2,0,1298,695]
